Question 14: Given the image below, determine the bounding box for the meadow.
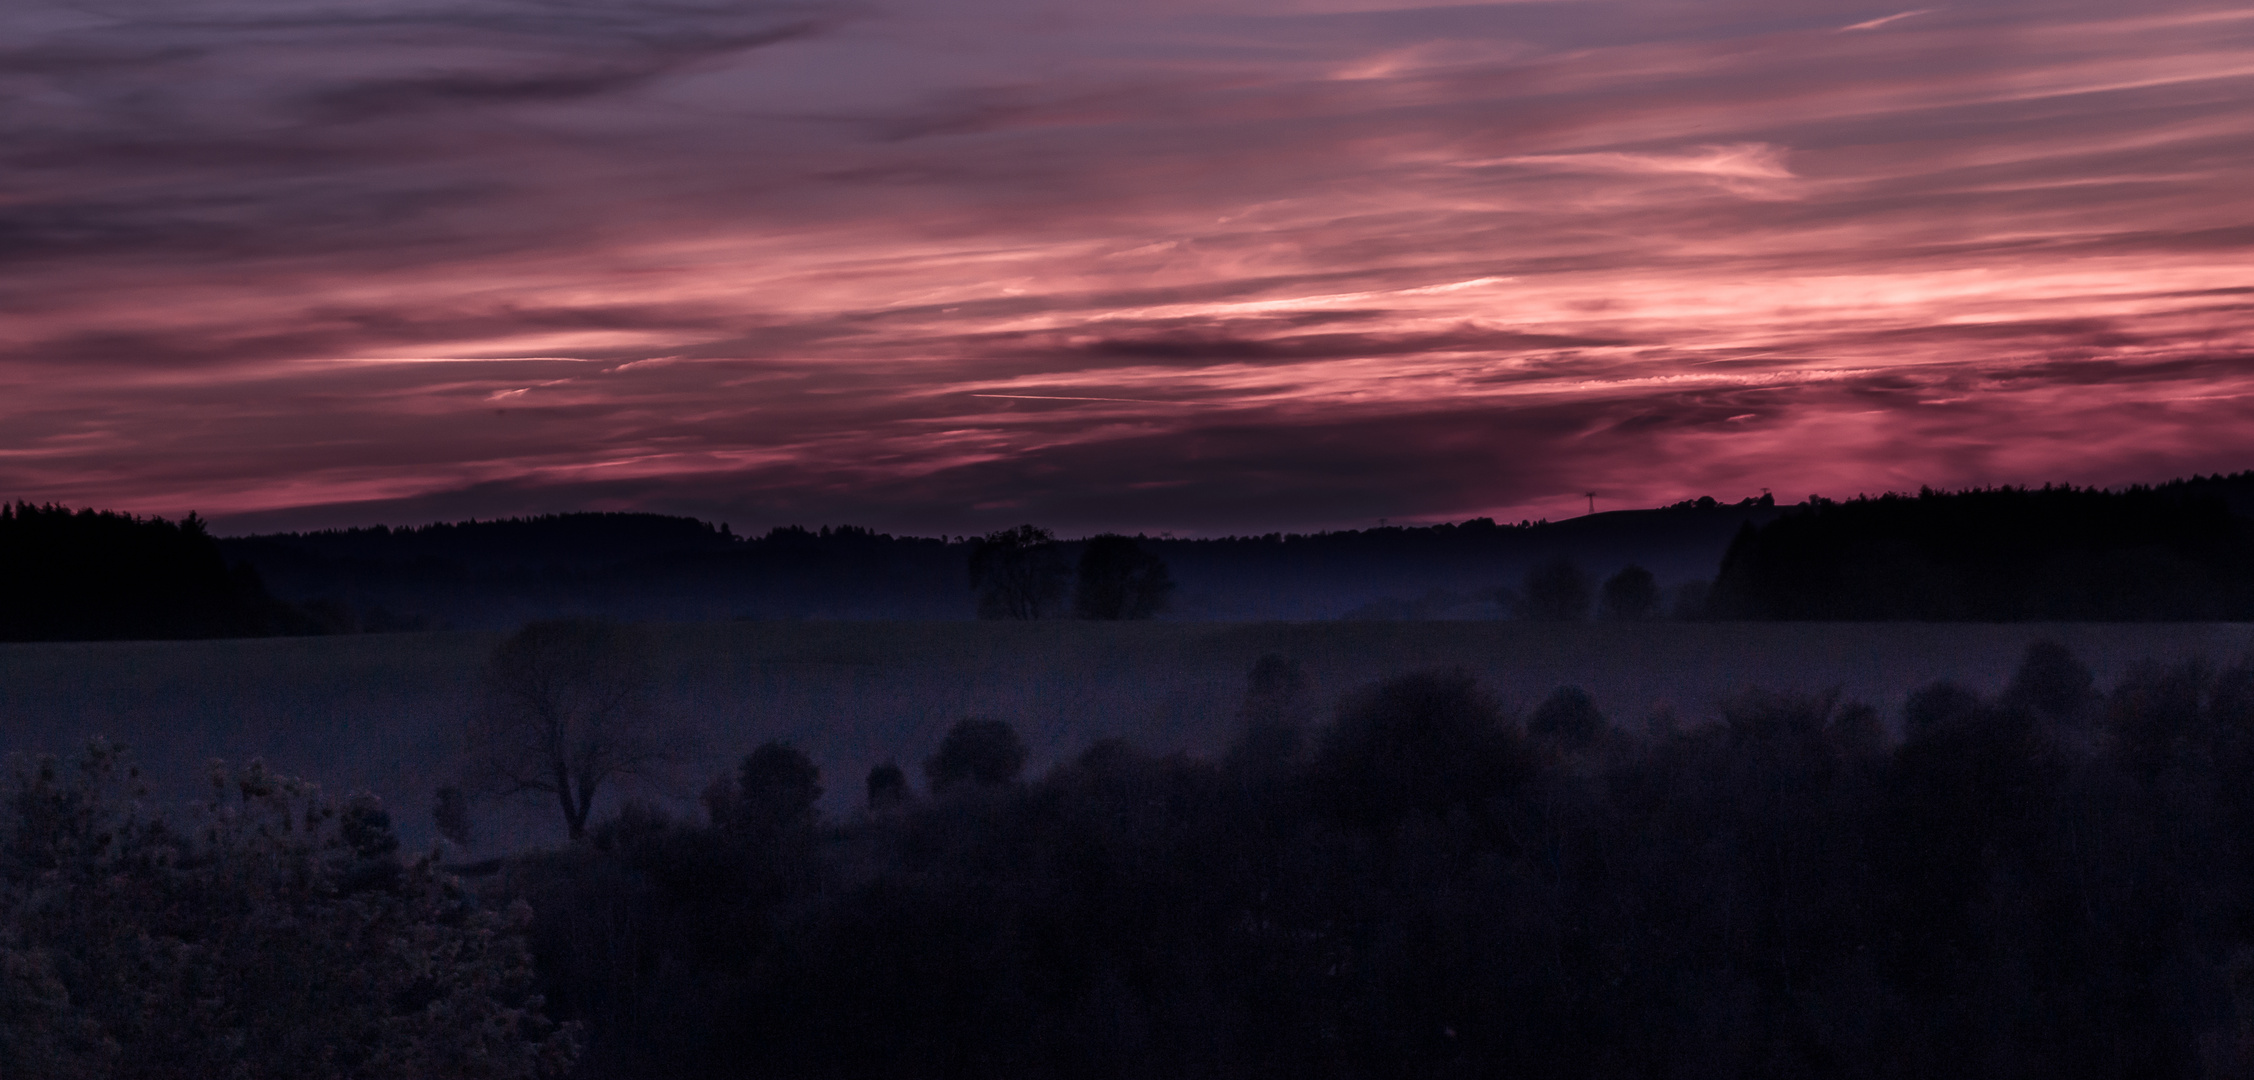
[4,619,2251,853]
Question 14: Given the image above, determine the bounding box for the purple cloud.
[3,0,2251,534]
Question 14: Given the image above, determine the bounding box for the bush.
[2003,638,2097,722]
[1518,558,1592,622]
[1599,565,1659,621]
[434,783,474,849]
[719,742,822,832]
[1310,667,1530,829]
[0,742,577,1079]
[925,718,1028,793]
[865,762,910,811]
[1529,685,1608,748]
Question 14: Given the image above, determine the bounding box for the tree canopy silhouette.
[1310,667,1530,829]
[925,717,1027,793]
[1072,534,1175,619]
[707,741,821,833]
[1518,556,1593,621]
[968,525,1068,620]
[1529,684,1608,748]
[1599,564,1659,620]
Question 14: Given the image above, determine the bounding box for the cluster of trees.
[450,636,2254,1079]
[1497,557,1692,621]
[1712,484,2254,619]
[969,526,1174,620]
[0,502,308,641]
[218,497,1782,625]
[0,742,577,1077]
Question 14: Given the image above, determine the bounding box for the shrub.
[1599,565,1660,621]
[725,742,822,832]
[1529,685,1608,748]
[1310,667,1530,829]
[865,762,910,811]
[925,718,1028,793]
[2003,638,2097,723]
[0,741,577,1079]
[1518,558,1593,622]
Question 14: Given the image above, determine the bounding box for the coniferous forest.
[0,503,303,641]
[1712,483,2254,620]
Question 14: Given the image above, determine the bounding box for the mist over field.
[14,489,2254,1074]
[4,619,2248,853]
[213,498,1781,627]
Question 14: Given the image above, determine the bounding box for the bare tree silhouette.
[465,618,679,841]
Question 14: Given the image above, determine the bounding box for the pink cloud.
[2,0,2251,534]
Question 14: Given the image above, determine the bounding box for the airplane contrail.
[1841,8,1935,31]
[970,393,1193,404]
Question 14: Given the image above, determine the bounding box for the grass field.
[5,620,2252,853]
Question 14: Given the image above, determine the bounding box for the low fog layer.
[4,620,2249,854]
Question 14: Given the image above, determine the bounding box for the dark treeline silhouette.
[1163,498,1774,619]
[228,511,739,570]
[1712,481,2254,619]
[32,473,2254,632]
[0,502,305,641]
[968,526,1176,620]
[461,641,2254,1079]
[1071,533,1176,619]
[218,499,1781,626]
[223,517,968,629]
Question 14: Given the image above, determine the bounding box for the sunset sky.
[5,0,2252,536]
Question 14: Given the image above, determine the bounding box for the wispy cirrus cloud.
[3,0,2252,535]
[1841,9,1938,32]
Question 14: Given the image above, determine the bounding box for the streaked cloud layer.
[5,0,2251,534]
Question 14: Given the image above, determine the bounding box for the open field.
[5,620,2253,853]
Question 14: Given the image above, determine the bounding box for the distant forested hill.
[1149,497,1779,619]
[215,501,1784,628]
[1712,473,2254,620]
[20,472,2254,636]
[0,503,300,641]
[218,518,967,629]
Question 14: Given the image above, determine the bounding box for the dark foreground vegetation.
[16,637,2254,1075]
[0,744,578,1077]
[457,640,2253,1080]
